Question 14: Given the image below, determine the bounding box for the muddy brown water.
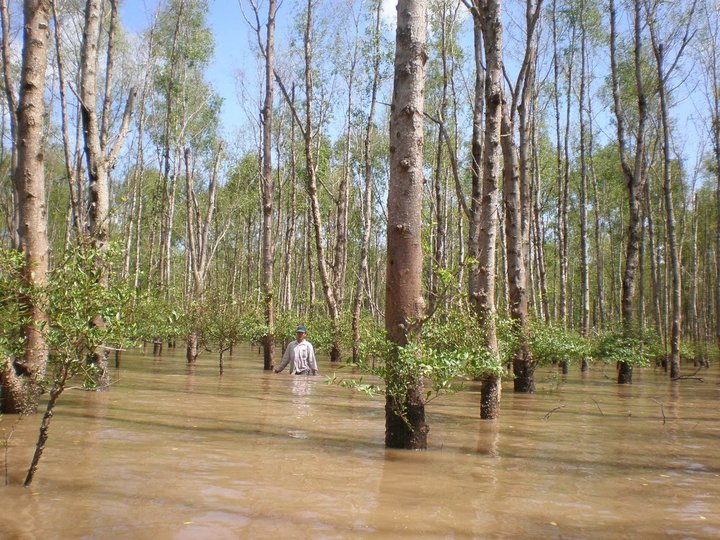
[1,346,719,539]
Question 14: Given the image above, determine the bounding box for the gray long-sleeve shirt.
[276,340,319,375]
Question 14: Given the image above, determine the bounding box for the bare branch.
[107,87,138,169]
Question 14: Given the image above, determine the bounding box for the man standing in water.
[274,326,319,376]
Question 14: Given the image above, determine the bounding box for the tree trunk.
[578,0,590,371]
[501,0,541,394]
[587,93,604,328]
[648,4,694,380]
[552,0,566,324]
[385,0,428,450]
[466,0,503,419]
[352,0,381,364]
[609,0,647,384]
[559,18,576,329]
[24,363,69,486]
[301,0,341,362]
[0,0,19,249]
[502,108,534,393]
[184,145,227,363]
[2,0,52,414]
[80,0,135,385]
[259,0,277,371]
[50,1,83,241]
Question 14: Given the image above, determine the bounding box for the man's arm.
[308,343,319,375]
[275,342,294,373]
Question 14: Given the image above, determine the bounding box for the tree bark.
[385,0,429,450]
[301,0,341,361]
[184,145,229,363]
[578,0,590,371]
[501,0,541,394]
[2,0,52,414]
[647,0,696,379]
[352,0,382,364]
[0,0,19,249]
[609,0,647,384]
[465,0,503,418]
[258,0,277,371]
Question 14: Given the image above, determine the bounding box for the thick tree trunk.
[81,0,109,256]
[2,0,52,414]
[385,0,428,450]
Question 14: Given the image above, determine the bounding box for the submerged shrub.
[592,328,663,367]
[530,321,590,366]
[333,304,505,412]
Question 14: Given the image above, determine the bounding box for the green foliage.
[0,250,28,358]
[530,321,591,366]
[38,245,136,388]
[130,291,186,344]
[591,328,663,367]
[333,304,505,417]
[196,293,243,353]
[236,309,267,345]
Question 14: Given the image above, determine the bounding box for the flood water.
[2,345,719,539]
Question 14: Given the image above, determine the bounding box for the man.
[274,325,319,375]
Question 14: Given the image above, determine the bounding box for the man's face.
[297,332,306,341]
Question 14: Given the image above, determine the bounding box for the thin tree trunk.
[24,363,69,486]
[465,0,504,418]
[578,0,589,371]
[0,0,19,249]
[258,0,277,371]
[609,0,647,384]
[51,1,83,240]
[501,0,541,394]
[301,0,341,361]
[559,19,576,329]
[648,2,695,379]
[552,0,564,323]
[690,193,699,358]
[352,0,382,364]
[587,88,604,328]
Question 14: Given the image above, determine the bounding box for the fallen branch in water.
[591,398,604,416]
[652,398,666,424]
[672,367,704,382]
[542,404,566,420]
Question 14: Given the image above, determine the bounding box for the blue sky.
[121,1,256,139]
[118,0,705,182]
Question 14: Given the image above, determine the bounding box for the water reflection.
[0,347,718,538]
